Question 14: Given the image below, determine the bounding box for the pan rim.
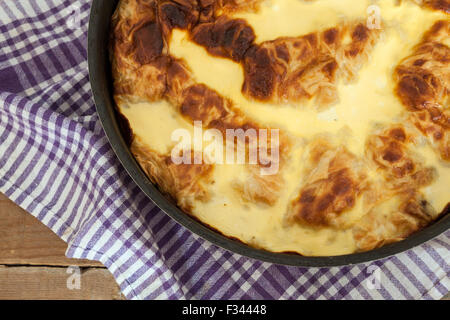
[87,0,450,267]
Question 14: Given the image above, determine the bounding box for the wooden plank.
[0,193,103,267]
[0,265,125,300]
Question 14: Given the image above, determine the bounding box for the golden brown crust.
[165,58,290,207]
[286,138,369,228]
[191,16,256,62]
[131,137,214,211]
[217,0,263,12]
[353,122,439,251]
[394,20,450,161]
[112,0,449,254]
[425,0,450,12]
[110,0,168,102]
[403,0,450,13]
[158,0,200,36]
[286,121,439,233]
[232,165,284,206]
[395,21,449,111]
[353,191,437,251]
[174,81,290,206]
[366,124,437,188]
[242,23,381,107]
[112,1,381,109]
[112,0,290,208]
[409,108,450,160]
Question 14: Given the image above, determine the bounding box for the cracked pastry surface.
[111,0,449,256]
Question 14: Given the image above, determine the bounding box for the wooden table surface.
[0,193,124,300]
[0,192,448,300]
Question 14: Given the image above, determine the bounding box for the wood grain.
[0,266,125,300]
[0,193,102,267]
[0,192,123,299]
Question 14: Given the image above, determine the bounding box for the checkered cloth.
[0,0,448,300]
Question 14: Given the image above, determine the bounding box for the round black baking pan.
[88,0,450,267]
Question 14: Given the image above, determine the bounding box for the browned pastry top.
[110,0,449,256]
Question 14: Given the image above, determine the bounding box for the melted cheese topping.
[119,0,449,256]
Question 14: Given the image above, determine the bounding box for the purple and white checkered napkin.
[0,0,448,300]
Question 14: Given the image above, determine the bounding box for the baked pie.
[110,0,449,256]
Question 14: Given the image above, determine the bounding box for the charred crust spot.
[298,205,316,224]
[389,128,407,142]
[346,47,360,57]
[243,45,276,100]
[293,165,359,227]
[402,160,415,174]
[165,58,193,101]
[431,19,447,32]
[343,24,371,58]
[428,106,443,122]
[191,16,256,62]
[382,145,403,163]
[402,197,433,224]
[428,0,450,13]
[395,71,438,110]
[198,0,215,23]
[166,159,213,185]
[425,43,449,63]
[159,1,198,31]
[293,40,303,48]
[413,59,427,66]
[322,60,338,78]
[180,84,228,125]
[304,33,318,46]
[300,189,316,203]
[434,130,443,140]
[410,109,449,162]
[167,58,190,80]
[366,125,434,182]
[352,24,369,42]
[133,22,164,65]
[345,196,355,207]
[241,21,378,104]
[324,28,339,44]
[395,21,449,125]
[191,24,214,47]
[275,43,290,62]
[332,173,352,195]
[393,159,415,177]
[317,193,335,212]
[426,20,450,42]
